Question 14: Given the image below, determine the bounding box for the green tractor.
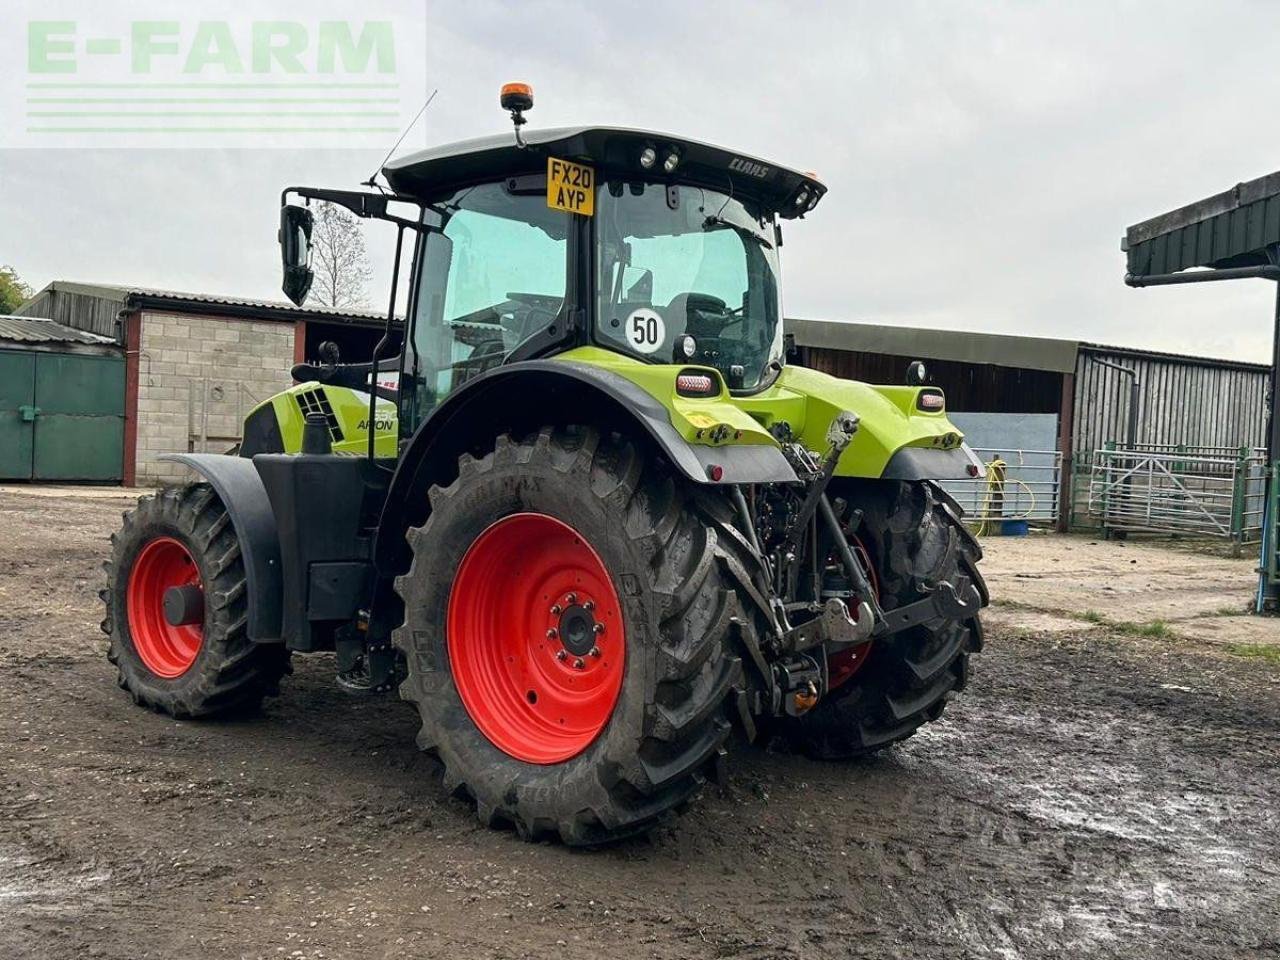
[104,85,987,844]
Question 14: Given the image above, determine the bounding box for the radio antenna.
[362,88,438,189]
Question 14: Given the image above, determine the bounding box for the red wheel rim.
[126,536,204,678]
[447,513,626,764]
[827,534,878,691]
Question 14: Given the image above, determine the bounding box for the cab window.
[405,182,569,425]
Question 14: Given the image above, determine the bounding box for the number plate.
[546,157,595,216]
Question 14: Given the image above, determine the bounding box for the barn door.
[32,353,125,481]
[0,352,36,479]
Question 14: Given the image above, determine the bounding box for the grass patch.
[1071,611,1173,637]
[1211,605,1251,617]
[1226,643,1280,664]
[989,597,1037,610]
[1112,619,1173,638]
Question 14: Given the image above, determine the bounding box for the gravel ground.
[1,487,1278,959]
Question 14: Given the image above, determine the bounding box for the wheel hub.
[163,583,205,627]
[447,513,626,764]
[126,536,205,678]
[555,601,600,658]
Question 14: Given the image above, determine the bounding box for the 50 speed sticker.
[625,308,665,354]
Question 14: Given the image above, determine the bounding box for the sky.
[5,1,1280,363]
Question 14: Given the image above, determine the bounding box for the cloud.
[3,0,1280,362]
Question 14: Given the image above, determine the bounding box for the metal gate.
[1086,445,1267,544]
[0,350,125,481]
[941,448,1063,528]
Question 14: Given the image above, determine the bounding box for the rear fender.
[883,443,985,481]
[763,365,980,480]
[159,453,283,642]
[373,360,797,573]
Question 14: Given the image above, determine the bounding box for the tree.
[0,266,32,314]
[307,203,373,309]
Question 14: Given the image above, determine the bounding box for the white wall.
[135,310,294,485]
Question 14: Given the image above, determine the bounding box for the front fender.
[373,361,797,573]
[159,453,283,642]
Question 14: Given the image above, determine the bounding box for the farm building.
[790,317,1271,530]
[0,315,124,483]
[9,279,1270,517]
[16,281,389,486]
[791,317,1269,456]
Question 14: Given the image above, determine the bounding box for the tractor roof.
[382,126,825,218]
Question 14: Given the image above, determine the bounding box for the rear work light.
[917,390,945,411]
[676,371,719,397]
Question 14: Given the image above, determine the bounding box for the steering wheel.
[663,292,759,369]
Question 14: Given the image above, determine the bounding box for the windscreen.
[595,182,783,390]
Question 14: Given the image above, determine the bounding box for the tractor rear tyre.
[102,483,290,718]
[785,479,986,759]
[393,426,766,845]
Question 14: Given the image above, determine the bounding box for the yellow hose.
[974,456,1036,536]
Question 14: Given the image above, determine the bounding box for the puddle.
[0,848,110,911]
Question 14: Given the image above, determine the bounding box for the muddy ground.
[2,486,1278,959]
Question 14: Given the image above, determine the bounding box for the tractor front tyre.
[394,426,764,845]
[102,483,289,718]
[785,480,986,759]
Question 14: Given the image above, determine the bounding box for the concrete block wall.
[136,311,295,485]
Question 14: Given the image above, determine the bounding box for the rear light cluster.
[917,390,945,411]
[675,370,719,397]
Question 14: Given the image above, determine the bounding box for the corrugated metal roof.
[1124,169,1280,277]
[790,318,1269,375]
[19,280,392,324]
[0,314,118,346]
[1078,340,1269,373]
[789,317,1081,374]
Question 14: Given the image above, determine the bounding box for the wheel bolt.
[556,650,567,661]
[550,604,562,615]
[589,646,601,658]
[546,628,558,639]
[584,600,595,611]
[566,593,577,605]
[573,658,585,670]
[593,623,605,635]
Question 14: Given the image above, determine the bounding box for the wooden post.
[293,319,306,368]
[1056,370,1075,532]
[121,311,142,487]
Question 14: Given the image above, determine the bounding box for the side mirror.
[279,204,314,306]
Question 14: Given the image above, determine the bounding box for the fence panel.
[1085,446,1266,543]
[942,448,1062,528]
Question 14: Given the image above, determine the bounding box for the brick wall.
[136,311,295,485]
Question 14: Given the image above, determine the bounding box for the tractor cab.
[276,89,826,445]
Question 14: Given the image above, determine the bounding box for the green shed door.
[0,352,36,480]
[32,353,125,482]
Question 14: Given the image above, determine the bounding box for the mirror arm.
[281,186,431,233]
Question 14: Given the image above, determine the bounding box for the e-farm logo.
[3,3,427,148]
